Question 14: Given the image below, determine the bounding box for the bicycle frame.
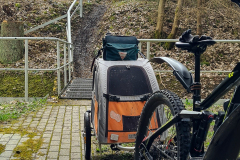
[150,51,240,158]
[199,63,240,110]
[189,49,240,156]
[180,45,240,157]
[141,104,240,159]
[140,110,202,150]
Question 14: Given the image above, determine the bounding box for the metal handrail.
[0,37,73,101]
[0,37,69,41]
[0,37,237,101]
[67,0,83,45]
[2,0,240,101]
[138,39,240,72]
[25,0,83,36]
[0,0,84,101]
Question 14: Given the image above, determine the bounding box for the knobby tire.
[134,90,191,160]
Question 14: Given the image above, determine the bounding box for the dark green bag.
[104,43,138,61]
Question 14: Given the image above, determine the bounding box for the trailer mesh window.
[108,66,152,96]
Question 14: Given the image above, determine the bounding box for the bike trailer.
[91,58,161,144]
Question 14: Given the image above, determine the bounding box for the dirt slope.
[73,3,106,78]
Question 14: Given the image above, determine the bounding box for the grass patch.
[93,152,133,160]
[0,98,47,122]
[0,99,45,159]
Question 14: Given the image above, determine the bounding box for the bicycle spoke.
[135,90,190,160]
[151,143,176,160]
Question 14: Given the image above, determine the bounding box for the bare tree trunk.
[165,0,184,50]
[0,21,24,64]
[155,0,167,38]
[197,0,203,36]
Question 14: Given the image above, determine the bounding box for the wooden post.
[0,20,24,64]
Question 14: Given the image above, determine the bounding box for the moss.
[0,71,55,97]
[13,138,43,160]
[0,127,41,137]
[201,61,210,66]
[154,31,167,39]
[0,144,5,154]
[0,122,43,158]
[0,100,45,159]
[164,33,175,50]
[0,124,43,159]
[15,3,21,8]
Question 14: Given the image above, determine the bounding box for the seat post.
[191,50,205,157]
[193,51,202,112]
[194,52,201,83]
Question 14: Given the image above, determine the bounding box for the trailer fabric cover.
[92,58,161,143]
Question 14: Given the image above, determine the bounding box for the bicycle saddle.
[176,29,216,53]
[232,0,240,7]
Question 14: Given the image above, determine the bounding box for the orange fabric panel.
[107,132,136,143]
[149,112,159,130]
[106,101,160,143]
[94,100,98,135]
[108,101,145,131]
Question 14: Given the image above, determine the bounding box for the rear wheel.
[134,90,191,160]
[84,111,91,160]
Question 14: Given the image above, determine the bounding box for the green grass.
[0,98,47,122]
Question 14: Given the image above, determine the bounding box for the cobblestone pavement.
[0,100,92,160]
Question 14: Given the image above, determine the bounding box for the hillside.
[1,0,240,98]
[94,0,240,99]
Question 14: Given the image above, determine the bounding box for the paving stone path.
[0,100,92,160]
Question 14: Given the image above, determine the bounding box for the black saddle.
[176,29,216,54]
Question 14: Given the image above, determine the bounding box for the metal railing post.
[64,43,67,86]
[25,40,29,102]
[67,11,72,45]
[57,41,61,95]
[80,0,83,17]
[68,43,71,80]
[147,42,150,60]
[138,42,142,58]
[71,46,73,72]
[138,42,142,53]
[66,26,69,44]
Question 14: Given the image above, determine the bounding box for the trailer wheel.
[84,111,91,160]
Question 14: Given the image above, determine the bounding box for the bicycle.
[134,29,240,160]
